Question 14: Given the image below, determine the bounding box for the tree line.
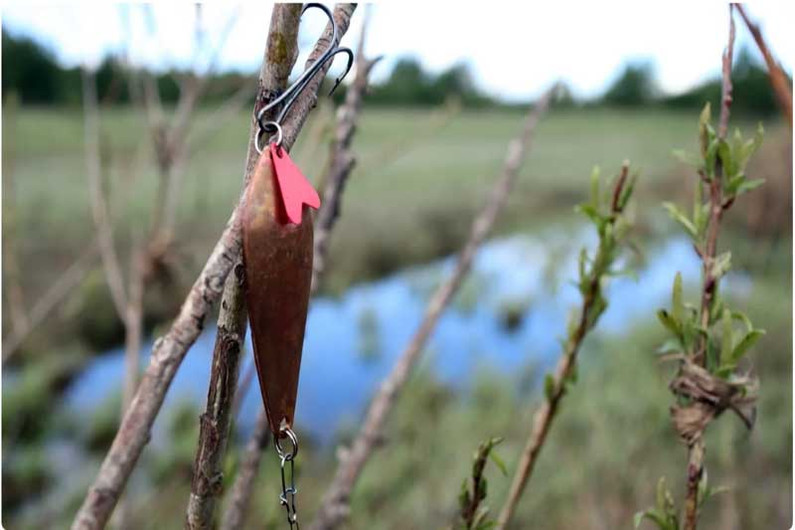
[1,29,787,115]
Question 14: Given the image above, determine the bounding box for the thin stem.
[312,9,382,294]
[497,163,631,529]
[2,240,99,362]
[218,412,270,530]
[83,68,128,321]
[185,266,248,529]
[734,4,792,128]
[683,8,735,530]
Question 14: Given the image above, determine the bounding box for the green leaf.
[671,272,684,321]
[721,308,733,367]
[657,309,681,337]
[576,204,602,226]
[735,178,765,196]
[544,374,556,400]
[578,248,588,282]
[663,202,697,239]
[586,294,608,330]
[698,103,712,158]
[709,295,725,325]
[590,166,601,208]
[656,477,667,510]
[567,362,579,385]
[711,252,732,279]
[726,172,745,195]
[731,310,753,332]
[488,450,508,476]
[634,510,672,530]
[731,329,765,363]
[717,139,735,179]
[693,181,705,235]
[746,122,764,162]
[715,365,736,379]
[459,478,470,509]
[697,469,730,509]
[706,338,720,373]
[619,171,638,210]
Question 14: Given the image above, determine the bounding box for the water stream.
[63,228,749,444]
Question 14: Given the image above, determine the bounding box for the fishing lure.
[241,4,352,528]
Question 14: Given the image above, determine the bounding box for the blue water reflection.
[67,230,733,444]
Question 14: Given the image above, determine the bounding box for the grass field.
[2,104,779,297]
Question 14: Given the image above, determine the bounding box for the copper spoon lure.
[242,140,317,440]
[241,4,354,527]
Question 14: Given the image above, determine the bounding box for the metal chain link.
[276,427,300,529]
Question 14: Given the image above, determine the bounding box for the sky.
[1,2,793,102]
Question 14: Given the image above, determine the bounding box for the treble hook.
[256,2,354,151]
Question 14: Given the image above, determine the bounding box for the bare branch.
[184,78,257,153]
[312,11,382,294]
[2,240,99,362]
[121,248,146,410]
[83,68,129,321]
[71,204,242,530]
[185,265,248,530]
[218,412,270,530]
[184,5,303,528]
[309,85,557,530]
[734,3,793,127]
[2,98,30,336]
[718,6,736,140]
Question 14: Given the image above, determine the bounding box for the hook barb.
[256,2,353,136]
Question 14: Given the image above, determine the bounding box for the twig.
[184,78,257,154]
[185,265,249,529]
[496,162,634,529]
[309,85,557,530]
[84,66,140,527]
[2,240,100,362]
[717,9,736,141]
[83,68,128,321]
[734,3,793,127]
[144,5,240,251]
[218,412,270,530]
[217,6,359,529]
[682,8,735,530]
[121,248,145,422]
[185,5,303,529]
[69,4,355,527]
[71,207,241,530]
[2,97,29,337]
[459,438,504,529]
[312,7,382,294]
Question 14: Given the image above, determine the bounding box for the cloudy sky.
[2,2,792,101]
